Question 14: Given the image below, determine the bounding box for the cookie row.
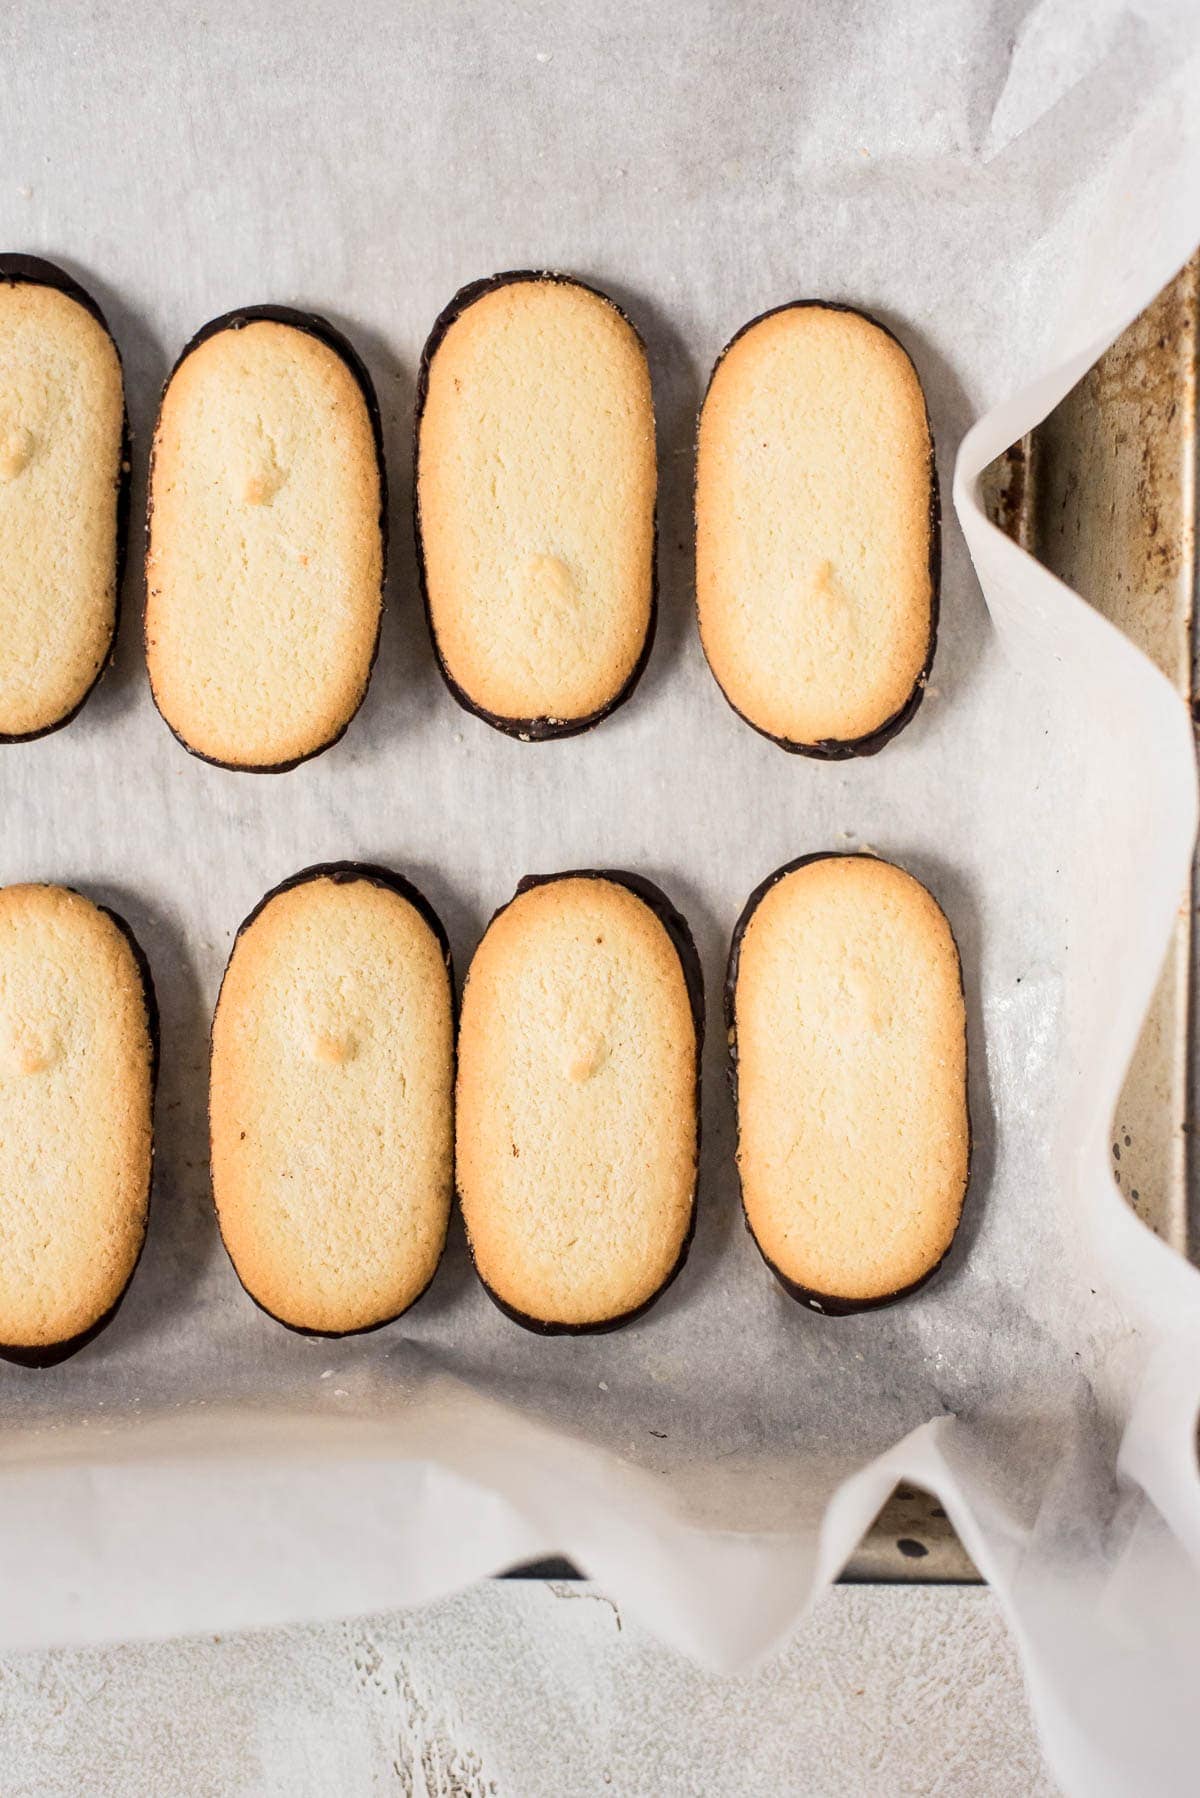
[0,258,938,764]
[0,857,969,1365]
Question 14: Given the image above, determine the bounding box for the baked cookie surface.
[696,303,937,755]
[210,866,454,1335]
[729,854,968,1310]
[416,274,656,736]
[456,872,701,1331]
[0,883,155,1362]
[146,311,384,770]
[0,260,125,740]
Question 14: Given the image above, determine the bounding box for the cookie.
[728,854,969,1311]
[416,273,656,738]
[146,308,385,771]
[456,872,701,1331]
[0,257,126,740]
[210,865,454,1335]
[696,303,938,757]
[0,883,156,1365]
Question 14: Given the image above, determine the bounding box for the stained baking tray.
[513,253,1200,1588]
[847,251,1198,1583]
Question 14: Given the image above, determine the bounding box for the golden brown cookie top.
[210,869,454,1335]
[697,304,934,751]
[0,278,124,738]
[732,855,968,1306]
[418,277,656,731]
[456,875,698,1330]
[147,317,383,770]
[0,883,154,1352]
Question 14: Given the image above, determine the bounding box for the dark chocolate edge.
[0,889,159,1368]
[209,861,456,1339]
[413,270,658,741]
[695,299,941,760]
[0,255,130,744]
[460,868,704,1334]
[724,850,972,1314]
[144,305,388,773]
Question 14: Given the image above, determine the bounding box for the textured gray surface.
[0,1585,1057,1797]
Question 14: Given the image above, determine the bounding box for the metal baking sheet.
[512,255,1200,1589]
[847,254,1199,1584]
[5,21,1200,1722]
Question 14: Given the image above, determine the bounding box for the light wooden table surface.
[0,1584,1056,1797]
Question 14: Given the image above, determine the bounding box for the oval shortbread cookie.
[0,883,156,1365]
[210,865,455,1335]
[456,872,701,1331]
[146,308,385,771]
[0,256,126,740]
[416,273,657,738]
[696,303,938,756]
[728,854,969,1311]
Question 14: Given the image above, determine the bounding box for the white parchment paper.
[1,3,1199,1791]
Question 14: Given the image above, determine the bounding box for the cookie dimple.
[242,460,287,507]
[310,1027,357,1066]
[0,1019,60,1077]
[0,425,33,481]
[516,553,577,611]
[564,1030,607,1084]
[843,961,890,1036]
